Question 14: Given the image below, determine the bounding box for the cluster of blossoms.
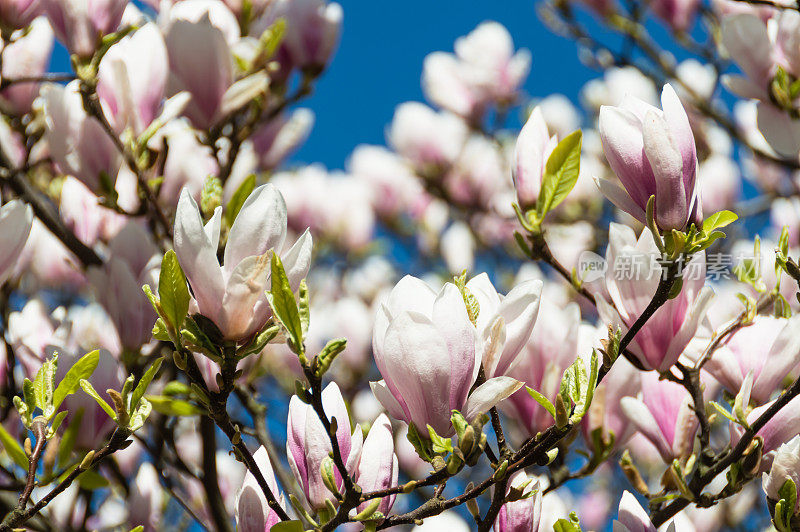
[0,0,800,530]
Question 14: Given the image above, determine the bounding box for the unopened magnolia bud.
[555,393,569,429]
[493,460,509,481]
[24,438,32,457]
[80,450,96,470]
[172,350,187,371]
[402,481,417,493]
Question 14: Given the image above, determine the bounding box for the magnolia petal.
[464,376,524,422]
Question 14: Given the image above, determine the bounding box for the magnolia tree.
[1,0,800,531]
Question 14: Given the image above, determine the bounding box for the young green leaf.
[270,521,304,532]
[146,395,203,416]
[34,355,58,416]
[226,174,257,227]
[0,423,28,469]
[526,387,556,418]
[79,379,117,421]
[266,253,303,353]
[58,408,84,469]
[702,210,738,233]
[130,357,164,415]
[52,350,100,414]
[536,130,582,221]
[158,249,190,332]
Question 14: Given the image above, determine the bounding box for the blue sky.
[293,0,597,169]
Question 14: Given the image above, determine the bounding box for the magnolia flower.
[348,144,426,218]
[440,222,476,274]
[154,120,219,207]
[251,109,315,171]
[614,491,676,532]
[582,356,640,452]
[762,435,800,514]
[267,0,342,73]
[467,273,542,378]
[370,275,524,436]
[0,17,54,116]
[97,22,170,136]
[493,472,541,532]
[513,106,558,209]
[41,81,123,194]
[59,177,125,246]
[651,0,700,32]
[422,21,530,118]
[597,84,700,231]
[353,414,399,517]
[42,0,128,57]
[235,446,286,532]
[703,315,800,405]
[88,222,160,350]
[0,199,33,285]
[732,395,800,471]
[388,102,469,172]
[287,383,362,510]
[621,372,699,462]
[173,184,312,341]
[596,224,714,372]
[723,13,800,158]
[0,0,40,29]
[504,300,580,437]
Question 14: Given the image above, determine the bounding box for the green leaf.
[162,381,192,396]
[49,411,68,438]
[128,397,152,432]
[225,174,256,227]
[146,395,203,416]
[266,253,303,353]
[77,468,109,490]
[536,130,582,221]
[709,401,737,423]
[702,210,738,233]
[779,478,797,519]
[270,521,304,532]
[152,317,170,342]
[526,386,555,418]
[58,408,84,469]
[426,425,453,454]
[52,350,99,415]
[34,355,58,417]
[130,358,163,414]
[553,511,583,532]
[79,379,116,421]
[0,423,28,469]
[299,279,310,337]
[158,249,190,332]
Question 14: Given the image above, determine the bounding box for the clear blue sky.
[293,0,595,169]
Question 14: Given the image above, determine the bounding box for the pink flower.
[370,275,523,437]
[597,84,701,231]
[0,0,41,30]
[582,356,641,452]
[353,414,399,517]
[388,102,468,172]
[762,435,800,513]
[127,463,163,532]
[250,108,314,171]
[732,394,800,471]
[0,17,53,115]
[173,184,312,340]
[493,472,541,532]
[266,0,342,74]
[467,273,543,378]
[287,382,362,510]
[650,0,700,32]
[42,0,128,57]
[59,177,125,246]
[513,106,559,209]
[596,224,714,372]
[235,446,286,532]
[503,300,581,437]
[0,199,32,285]
[614,491,676,532]
[703,316,800,405]
[621,372,699,462]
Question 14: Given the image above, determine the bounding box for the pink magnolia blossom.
[41,81,123,194]
[88,222,160,350]
[353,413,399,517]
[621,372,699,462]
[650,0,700,32]
[0,0,40,29]
[348,145,426,218]
[251,108,314,171]
[596,224,714,372]
[0,199,32,285]
[732,394,800,471]
[513,106,558,209]
[42,0,128,57]
[265,0,342,74]
[370,275,523,437]
[127,463,163,532]
[614,491,676,532]
[235,446,286,532]
[582,356,641,452]
[504,300,580,438]
[703,315,800,405]
[97,22,170,135]
[287,382,362,510]
[388,102,468,173]
[597,84,701,231]
[493,472,541,532]
[0,17,53,115]
[154,120,219,207]
[59,177,126,246]
[762,435,800,513]
[467,273,542,378]
[173,184,312,340]
[422,21,530,119]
